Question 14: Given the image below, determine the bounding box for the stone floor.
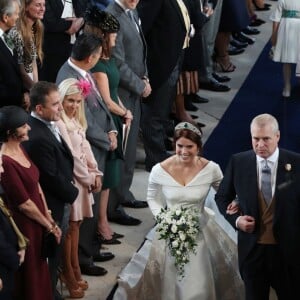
[61,2,278,299]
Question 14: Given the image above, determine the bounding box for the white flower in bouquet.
[171,224,178,233]
[172,240,179,248]
[155,206,200,278]
[179,232,186,241]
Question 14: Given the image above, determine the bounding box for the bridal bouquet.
[155,206,200,278]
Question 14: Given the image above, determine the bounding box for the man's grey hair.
[0,0,20,19]
[250,113,279,134]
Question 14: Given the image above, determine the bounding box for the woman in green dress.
[84,7,133,243]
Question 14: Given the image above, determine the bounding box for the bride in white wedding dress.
[114,122,244,300]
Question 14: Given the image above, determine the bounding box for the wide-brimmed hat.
[0,106,29,142]
[84,6,120,33]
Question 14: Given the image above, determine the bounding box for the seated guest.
[56,78,103,298]
[0,105,61,300]
[0,0,28,107]
[56,34,116,277]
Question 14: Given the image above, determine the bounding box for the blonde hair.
[18,0,44,63]
[58,78,88,131]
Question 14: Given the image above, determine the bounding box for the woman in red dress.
[0,106,62,300]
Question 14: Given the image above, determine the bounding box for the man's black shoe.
[184,100,198,111]
[212,73,231,83]
[185,94,209,103]
[249,18,265,27]
[54,290,64,300]
[230,38,248,49]
[242,26,260,35]
[109,214,142,226]
[80,264,108,276]
[200,79,230,92]
[228,45,245,56]
[93,252,115,262]
[233,32,255,45]
[122,199,148,208]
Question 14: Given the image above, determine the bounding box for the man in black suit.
[23,81,78,300]
[0,0,27,107]
[137,0,190,171]
[40,0,85,82]
[215,113,300,299]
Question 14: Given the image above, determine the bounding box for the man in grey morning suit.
[106,0,151,222]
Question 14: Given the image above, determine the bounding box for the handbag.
[41,231,57,259]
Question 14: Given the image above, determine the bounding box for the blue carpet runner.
[203,42,300,171]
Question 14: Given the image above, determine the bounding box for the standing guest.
[56,78,103,298]
[270,0,300,98]
[56,33,117,277]
[215,113,300,299]
[0,105,61,300]
[84,7,136,237]
[23,82,78,300]
[9,0,45,92]
[40,0,85,82]
[0,152,28,300]
[0,0,28,107]
[137,0,190,171]
[106,0,151,216]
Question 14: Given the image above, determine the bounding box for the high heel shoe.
[59,273,85,298]
[214,57,236,73]
[77,279,88,291]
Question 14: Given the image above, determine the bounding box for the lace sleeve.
[8,29,24,64]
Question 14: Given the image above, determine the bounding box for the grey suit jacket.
[106,1,148,104]
[56,61,116,170]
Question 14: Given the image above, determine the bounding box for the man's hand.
[108,132,117,151]
[65,17,84,35]
[237,215,255,233]
[142,80,152,98]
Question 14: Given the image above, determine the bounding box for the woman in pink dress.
[56,78,102,298]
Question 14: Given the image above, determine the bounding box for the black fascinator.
[84,6,120,33]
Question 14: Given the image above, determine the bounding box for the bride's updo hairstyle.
[173,122,203,154]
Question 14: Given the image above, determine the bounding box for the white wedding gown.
[114,162,244,300]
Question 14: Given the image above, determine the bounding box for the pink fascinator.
[77,79,91,97]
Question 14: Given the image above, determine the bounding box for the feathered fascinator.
[84,6,120,33]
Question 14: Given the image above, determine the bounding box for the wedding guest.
[0,153,28,300]
[84,7,135,239]
[270,0,300,98]
[9,0,45,92]
[40,0,85,82]
[23,82,78,300]
[56,34,117,277]
[137,0,190,171]
[56,78,103,298]
[0,0,28,107]
[106,0,151,215]
[119,122,243,299]
[215,113,300,299]
[0,105,61,300]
